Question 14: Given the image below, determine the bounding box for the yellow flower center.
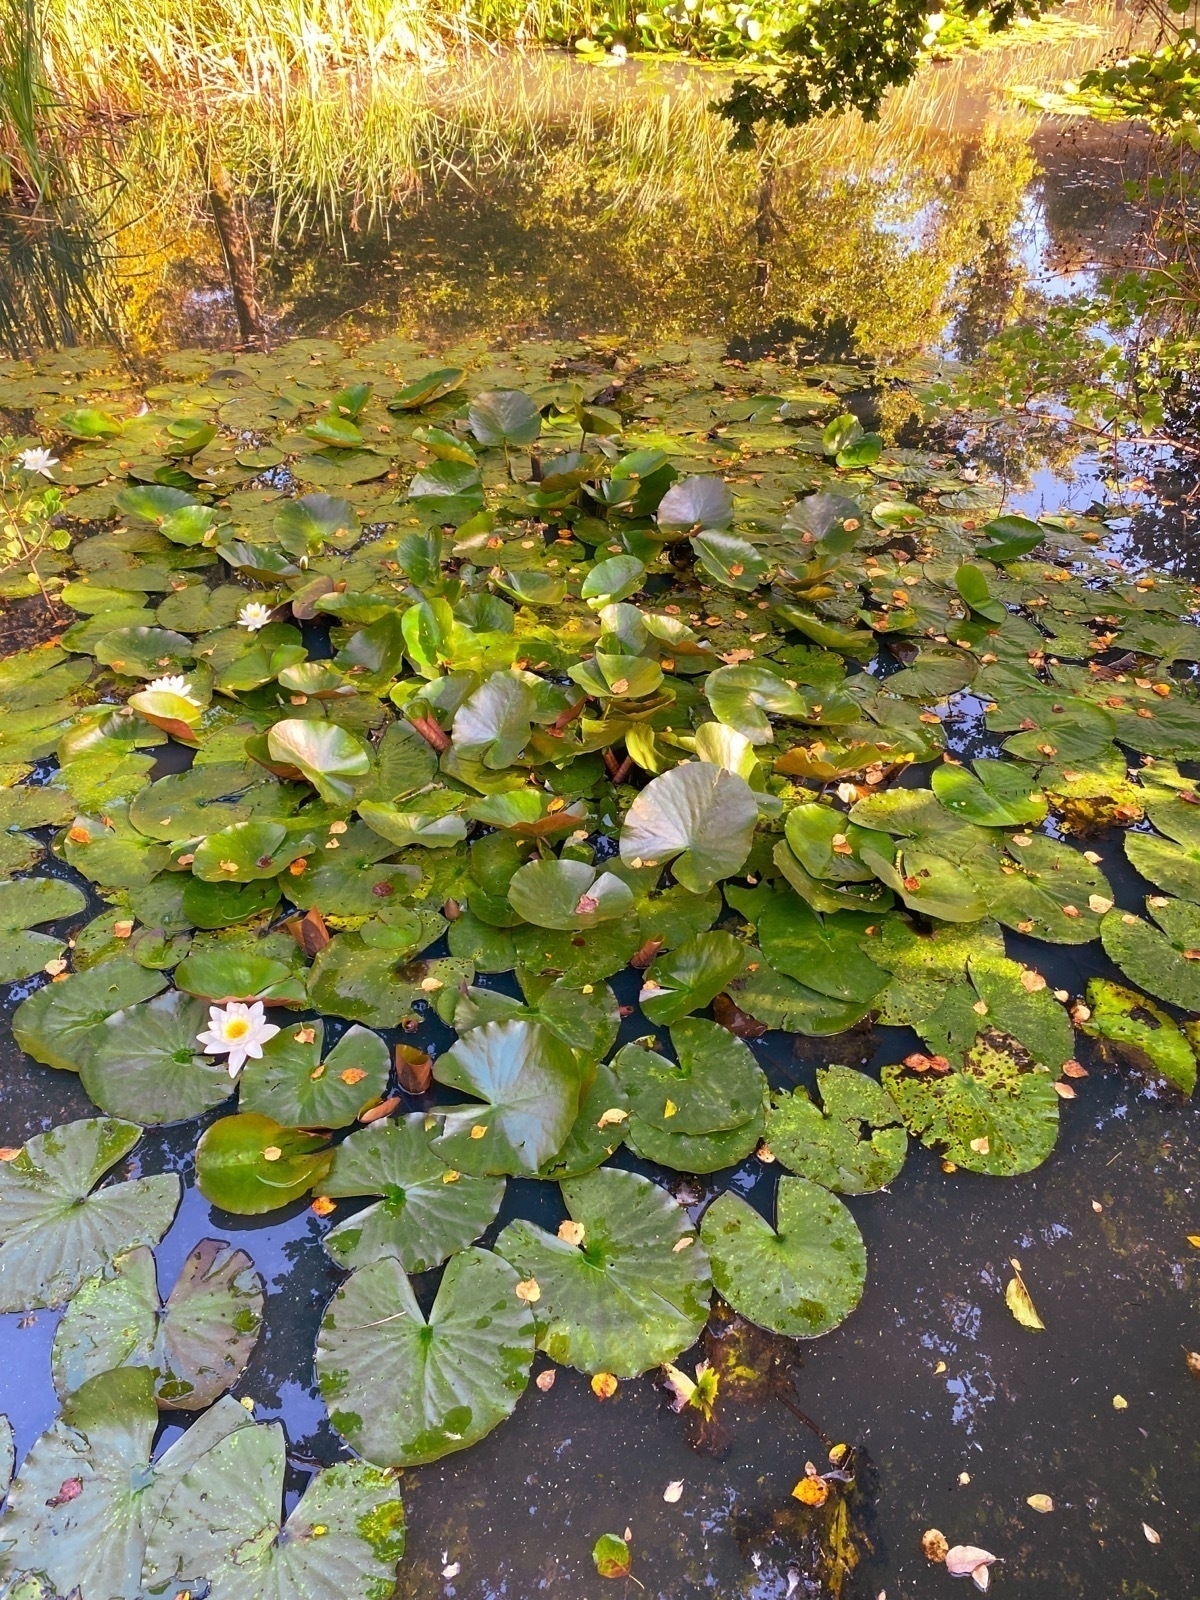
[224,1018,252,1041]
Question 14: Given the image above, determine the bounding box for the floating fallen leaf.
[592,1372,618,1399]
[558,1220,585,1246]
[1005,1270,1045,1331]
[1186,1350,1200,1379]
[1026,1494,1054,1513]
[310,1195,335,1217]
[1188,1235,1200,1248]
[958,1472,971,1486]
[922,1529,950,1563]
[535,1369,556,1392]
[1143,1523,1161,1544]
[1053,1082,1076,1099]
[1113,1394,1128,1409]
[945,1545,998,1589]
[596,1106,628,1129]
[515,1278,541,1304]
[359,1095,400,1124]
[663,1479,683,1503]
[285,907,330,957]
[792,1470,829,1507]
[934,1360,947,1374]
[442,1562,461,1578]
[593,1534,632,1580]
[395,1043,433,1095]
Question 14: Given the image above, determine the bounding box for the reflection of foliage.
[720,0,1056,143]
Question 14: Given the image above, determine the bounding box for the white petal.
[946,1547,997,1577]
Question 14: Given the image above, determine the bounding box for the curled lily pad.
[882,1029,1060,1176]
[315,1115,505,1272]
[766,1066,907,1193]
[620,762,758,893]
[316,1248,534,1466]
[495,1167,712,1376]
[238,1019,389,1129]
[195,1112,332,1215]
[52,1239,263,1408]
[614,1017,766,1135]
[389,365,464,409]
[80,989,234,1124]
[357,796,467,850]
[508,856,635,930]
[264,718,371,804]
[1080,978,1197,1095]
[637,929,747,1025]
[0,1118,180,1311]
[141,1418,405,1598]
[700,1175,866,1338]
[431,1018,586,1177]
[13,959,167,1072]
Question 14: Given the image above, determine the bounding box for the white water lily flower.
[197,1000,280,1078]
[147,674,201,704]
[16,446,59,477]
[238,601,273,631]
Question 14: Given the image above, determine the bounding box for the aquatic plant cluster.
[0,332,1197,1595]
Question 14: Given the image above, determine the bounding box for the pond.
[0,21,1198,1600]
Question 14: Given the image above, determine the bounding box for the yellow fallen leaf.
[1187,1235,1200,1247]
[1113,1394,1128,1410]
[1005,1272,1045,1331]
[1026,1494,1054,1513]
[792,1471,829,1507]
[591,1372,618,1400]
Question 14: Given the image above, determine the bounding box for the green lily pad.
[0,1118,180,1311]
[0,1371,257,1600]
[127,762,263,841]
[495,1167,712,1376]
[538,1063,630,1180]
[625,1096,766,1174]
[1080,978,1197,1095]
[614,1017,766,1135]
[965,833,1113,943]
[316,1248,534,1466]
[758,893,889,1005]
[637,929,746,1024]
[174,948,306,1005]
[265,718,371,804]
[705,664,811,744]
[190,818,312,882]
[469,389,542,447]
[195,1112,332,1215]
[79,989,234,1124]
[701,1175,866,1338]
[783,802,889,885]
[315,1115,506,1272]
[13,959,167,1071]
[430,1018,585,1177]
[94,625,195,679]
[51,1239,263,1408]
[882,1029,1060,1176]
[238,1019,390,1129]
[451,670,539,769]
[508,856,635,930]
[306,934,435,1026]
[141,1418,405,1598]
[726,951,875,1035]
[182,875,281,929]
[766,1066,907,1193]
[1100,899,1200,1012]
[931,759,1048,827]
[1124,829,1200,903]
[357,795,468,850]
[619,762,758,893]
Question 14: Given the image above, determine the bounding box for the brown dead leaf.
[535,1368,556,1392]
[286,907,330,957]
[359,1096,401,1125]
[712,992,767,1039]
[395,1044,433,1095]
[630,937,665,970]
[921,1530,949,1563]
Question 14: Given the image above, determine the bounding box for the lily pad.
[264,719,371,804]
[882,1029,1060,1176]
[727,951,875,1035]
[238,1019,390,1128]
[80,989,234,1124]
[638,929,747,1024]
[315,1115,506,1272]
[614,1017,766,1135]
[0,1118,180,1311]
[705,664,811,744]
[620,762,758,893]
[430,1018,586,1177]
[758,893,889,1005]
[1080,978,1197,1095]
[1100,900,1200,1012]
[495,1167,712,1376]
[931,759,1047,828]
[1124,828,1200,903]
[508,856,635,930]
[316,1248,534,1466]
[12,959,167,1072]
[51,1239,263,1408]
[766,1067,907,1193]
[195,1112,332,1215]
[700,1176,866,1337]
[141,1418,405,1598]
